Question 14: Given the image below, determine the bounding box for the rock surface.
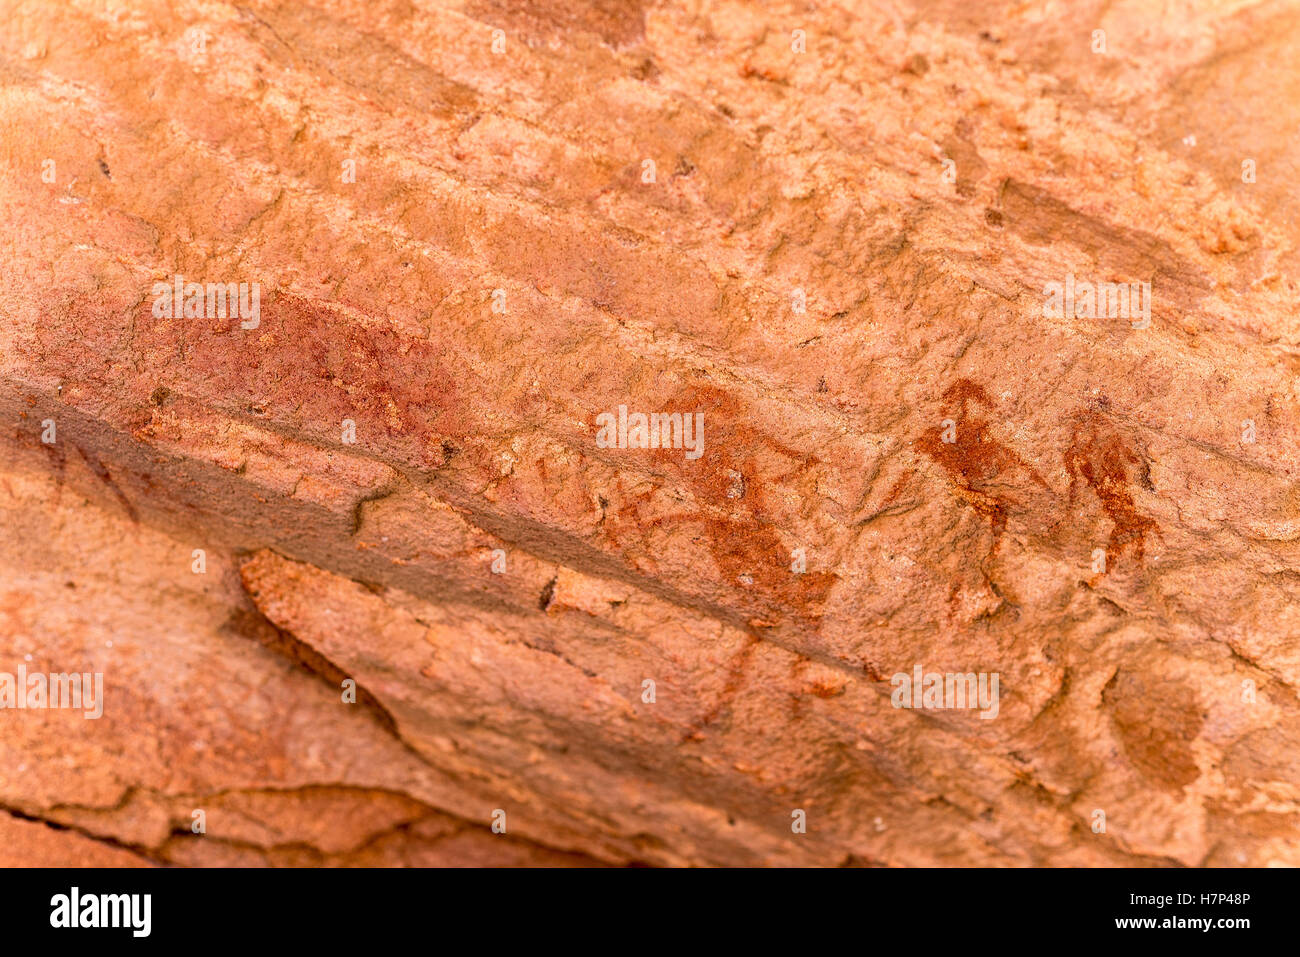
[2,0,1300,866]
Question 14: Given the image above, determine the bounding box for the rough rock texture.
[3,0,1300,866]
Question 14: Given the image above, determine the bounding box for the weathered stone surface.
[2,0,1300,866]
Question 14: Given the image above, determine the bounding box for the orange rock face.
[2,0,1300,866]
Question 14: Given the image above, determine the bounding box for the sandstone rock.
[2,0,1299,866]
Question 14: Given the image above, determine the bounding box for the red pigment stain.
[680,632,762,743]
[140,293,471,472]
[605,384,838,626]
[1064,411,1158,562]
[917,378,1049,536]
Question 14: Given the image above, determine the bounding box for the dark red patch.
[917,378,1048,536]
[1064,412,1159,561]
[604,384,838,626]
[127,293,470,474]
